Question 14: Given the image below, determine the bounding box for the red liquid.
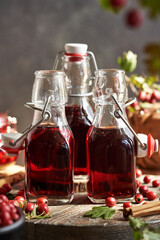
[65,105,94,176]
[87,127,136,200]
[25,125,74,199]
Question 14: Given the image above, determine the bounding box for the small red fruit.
[2,183,12,193]
[126,9,144,28]
[0,194,9,203]
[105,197,117,207]
[9,200,19,207]
[15,196,25,208]
[143,175,151,184]
[139,185,149,197]
[152,90,160,100]
[137,91,146,102]
[0,187,8,195]
[123,202,132,209]
[36,197,48,206]
[136,180,141,188]
[131,99,138,109]
[110,0,127,8]
[135,194,144,204]
[136,169,142,178]
[152,180,160,187]
[25,203,35,213]
[37,203,49,215]
[16,189,25,198]
[147,191,157,200]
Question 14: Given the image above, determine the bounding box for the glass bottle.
[87,69,137,203]
[54,43,97,181]
[25,70,74,204]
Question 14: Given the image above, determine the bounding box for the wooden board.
[13,174,160,240]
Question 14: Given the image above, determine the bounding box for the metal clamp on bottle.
[111,94,159,158]
[1,96,52,152]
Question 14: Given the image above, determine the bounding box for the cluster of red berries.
[138,90,160,104]
[105,168,159,209]
[109,0,143,28]
[0,194,20,227]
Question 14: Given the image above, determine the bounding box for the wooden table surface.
[13,175,160,240]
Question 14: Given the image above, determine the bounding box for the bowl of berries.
[0,193,25,240]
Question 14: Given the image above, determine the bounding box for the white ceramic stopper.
[137,133,148,158]
[65,43,88,55]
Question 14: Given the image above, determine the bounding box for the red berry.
[135,194,144,204]
[110,0,127,8]
[37,203,49,215]
[25,203,35,213]
[138,91,146,102]
[2,183,12,193]
[105,197,117,207]
[139,185,149,196]
[123,202,132,209]
[0,202,10,213]
[11,213,20,221]
[152,90,160,100]
[126,9,144,28]
[16,188,25,198]
[15,196,25,208]
[145,93,151,102]
[136,180,141,188]
[149,97,157,104]
[131,99,138,109]
[144,175,151,184]
[152,180,160,187]
[0,211,11,223]
[147,191,157,200]
[9,200,19,207]
[0,187,8,195]
[136,169,142,178]
[0,194,9,203]
[36,197,48,206]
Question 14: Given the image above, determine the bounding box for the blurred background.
[0,0,160,165]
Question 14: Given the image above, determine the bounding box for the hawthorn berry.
[136,180,141,188]
[143,175,151,184]
[123,202,132,209]
[37,203,49,215]
[139,185,149,197]
[135,194,144,204]
[36,197,48,206]
[25,203,35,214]
[2,183,12,193]
[126,9,144,28]
[0,188,8,195]
[136,169,142,178]
[152,180,160,187]
[110,0,127,8]
[15,196,25,208]
[16,189,25,198]
[0,194,9,203]
[146,191,157,201]
[105,197,117,207]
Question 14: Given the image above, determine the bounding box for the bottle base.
[88,195,134,204]
[26,193,74,205]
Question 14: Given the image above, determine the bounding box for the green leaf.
[140,0,160,18]
[117,51,137,73]
[129,216,148,231]
[144,43,160,74]
[30,204,38,217]
[143,228,160,240]
[99,0,121,13]
[132,230,143,240]
[84,206,115,220]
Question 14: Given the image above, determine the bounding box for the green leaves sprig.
[84,206,115,220]
[129,216,160,240]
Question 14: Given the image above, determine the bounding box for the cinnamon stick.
[123,201,160,218]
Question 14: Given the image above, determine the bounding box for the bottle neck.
[32,106,68,128]
[62,56,92,96]
[92,104,127,129]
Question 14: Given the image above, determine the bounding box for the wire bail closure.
[9,96,52,147]
[111,95,147,150]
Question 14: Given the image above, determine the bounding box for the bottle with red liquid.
[87,69,158,203]
[54,43,97,181]
[25,70,74,204]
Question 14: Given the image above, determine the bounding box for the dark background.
[0,0,160,164]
